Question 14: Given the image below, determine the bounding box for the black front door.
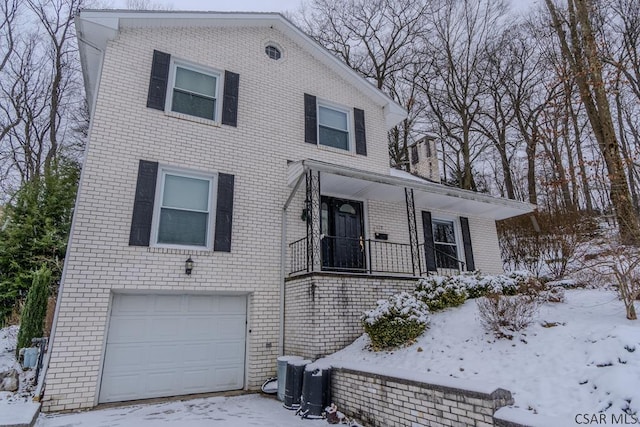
[321,196,365,271]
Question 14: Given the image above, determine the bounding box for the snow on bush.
[361,292,430,350]
[476,293,539,339]
[415,275,467,311]
[415,270,543,311]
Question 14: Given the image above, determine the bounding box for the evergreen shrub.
[361,292,430,350]
[16,266,51,356]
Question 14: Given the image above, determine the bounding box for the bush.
[496,210,599,278]
[476,293,539,339]
[362,292,430,350]
[16,266,51,356]
[541,286,566,303]
[415,276,467,311]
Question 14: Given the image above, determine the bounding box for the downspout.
[279,168,306,356]
[35,33,104,401]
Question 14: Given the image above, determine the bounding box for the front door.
[321,196,365,271]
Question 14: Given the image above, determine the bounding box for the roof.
[74,10,407,129]
[288,159,535,220]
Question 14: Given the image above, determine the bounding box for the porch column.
[405,187,422,276]
[306,169,322,272]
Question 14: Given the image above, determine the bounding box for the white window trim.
[431,217,463,266]
[150,166,218,251]
[166,58,223,124]
[316,99,354,153]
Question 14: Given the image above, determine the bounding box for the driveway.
[36,394,326,426]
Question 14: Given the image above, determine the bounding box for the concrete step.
[0,402,41,427]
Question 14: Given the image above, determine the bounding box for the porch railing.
[288,236,466,277]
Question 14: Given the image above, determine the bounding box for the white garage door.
[99,294,246,403]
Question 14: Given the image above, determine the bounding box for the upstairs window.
[318,104,350,151]
[265,45,282,60]
[155,170,214,248]
[169,63,220,121]
[304,93,366,155]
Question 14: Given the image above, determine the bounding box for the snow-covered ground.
[2,288,639,426]
[36,394,324,427]
[0,325,35,403]
[325,288,640,424]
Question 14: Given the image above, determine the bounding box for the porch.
[284,159,533,280]
[281,159,535,358]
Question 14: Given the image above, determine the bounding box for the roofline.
[75,10,407,128]
[296,159,536,219]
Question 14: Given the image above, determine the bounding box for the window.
[411,145,419,164]
[169,62,220,121]
[318,104,350,151]
[154,170,214,248]
[432,219,459,269]
[265,45,282,60]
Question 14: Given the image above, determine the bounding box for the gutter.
[278,173,306,356]
[296,159,536,216]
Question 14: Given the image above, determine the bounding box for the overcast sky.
[112,0,538,14]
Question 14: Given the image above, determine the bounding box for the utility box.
[277,356,303,401]
[283,358,310,410]
[299,363,331,419]
[22,348,38,369]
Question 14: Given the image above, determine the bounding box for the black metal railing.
[419,243,466,276]
[289,236,309,274]
[288,236,467,277]
[368,239,415,275]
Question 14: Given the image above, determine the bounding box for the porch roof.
[287,159,535,220]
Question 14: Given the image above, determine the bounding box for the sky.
[112,0,537,14]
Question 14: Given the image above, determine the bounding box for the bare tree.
[544,0,640,243]
[0,0,86,197]
[297,0,428,169]
[475,27,518,199]
[419,0,508,190]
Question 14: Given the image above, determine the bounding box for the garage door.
[99,294,246,403]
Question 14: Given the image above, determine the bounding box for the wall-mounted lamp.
[301,198,311,222]
[185,257,194,275]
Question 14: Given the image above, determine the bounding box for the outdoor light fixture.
[301,198,311,222]
[185,257,194,275]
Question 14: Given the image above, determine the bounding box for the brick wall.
[330,363,514,427]
[44,22,391,411]
[284,275,418,359]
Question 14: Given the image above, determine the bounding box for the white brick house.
[41,10,533,411]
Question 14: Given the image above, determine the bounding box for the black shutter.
[354,107,367,155]
[304,93,317,144]
[214,173,235,252]
[129,160,159,246]
[422,211,437,272]
[147,50,171,111]
[459,217,475,271]
[221,70,239,127]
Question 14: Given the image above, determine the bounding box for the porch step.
[0,402,41,427]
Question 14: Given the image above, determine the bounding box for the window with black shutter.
[129,161,235,251]
[147,50,239,126]
[303,94,367,155]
